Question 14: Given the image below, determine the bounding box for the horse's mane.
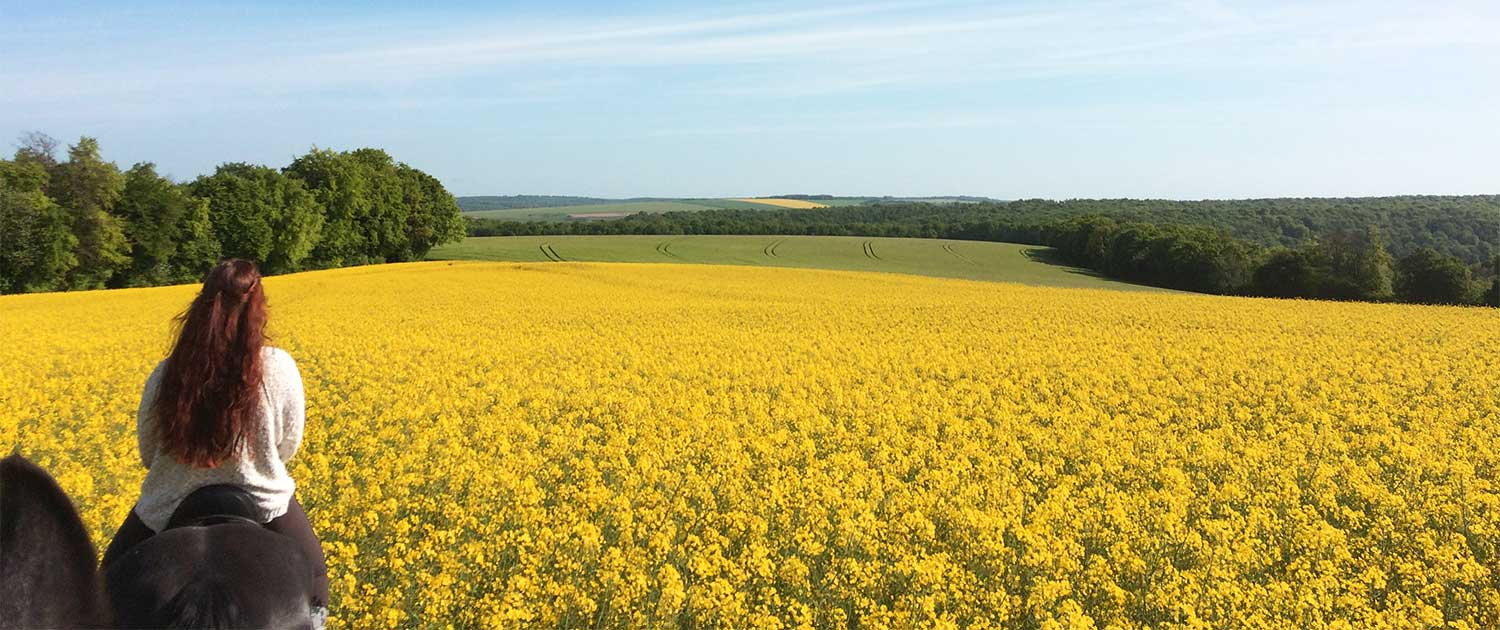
[106,524,314,629]
[0,454,110,628]
[161,576,243,628]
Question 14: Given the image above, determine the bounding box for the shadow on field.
[1021,247,1113,280]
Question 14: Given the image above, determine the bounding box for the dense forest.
[1042,217,1497,305]
[466,198,1500,305]
[0,133,465,294]
[1005,197,1500,264]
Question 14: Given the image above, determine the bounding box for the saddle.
[165,484,264,530]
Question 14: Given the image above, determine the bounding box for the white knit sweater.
[133,346,306,532]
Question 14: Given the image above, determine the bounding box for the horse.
[0,454,320,628]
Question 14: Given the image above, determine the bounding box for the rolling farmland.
[430,235,1157,290]
[729,198,829,209]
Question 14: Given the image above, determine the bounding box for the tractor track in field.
[862,240,882,261]
[942,243,978,266]
[539,244,565,262]
[762,238,786,258]
[654,240,681,259]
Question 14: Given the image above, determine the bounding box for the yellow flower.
[1,261,1496,628]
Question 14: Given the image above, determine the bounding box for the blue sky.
[2,0,1497,198]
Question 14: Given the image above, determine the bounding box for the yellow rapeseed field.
[2,261,1497,629]
[733,198,829,209]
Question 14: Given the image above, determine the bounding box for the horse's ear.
[0,454,109,628]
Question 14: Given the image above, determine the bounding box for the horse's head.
[0,454,316,628]
[0,453,108,628]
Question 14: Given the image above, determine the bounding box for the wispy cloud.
[5,0,1498,113]
[3,0,1498,198]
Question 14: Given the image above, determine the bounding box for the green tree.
[1395,248,1475,305]
[1485,256,1500,307]
[1101,224,1158,279]
[1043,216,1117,266]
[5,132,460,291]
[283,148,370,267]
[1,150,51,194]
[396,164,466,259]
[1170,229,1256,294]
[286,147,463,264]
[0,180,76,293]
[170,191,221,284]
[348,149,409,262]
[47,137,129,289]
[190,163,323,274]
[1252,249,1316,298]
[1316,227,1393,301]
[115,163,220,286]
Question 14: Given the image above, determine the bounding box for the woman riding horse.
[101,259,329,621]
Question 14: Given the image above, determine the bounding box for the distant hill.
[457,196,620,211]
[463,201,730,222]
[772,194,1002,205]
[456,194,1003,213]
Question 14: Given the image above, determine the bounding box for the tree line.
[0,133,465,294]
[465,200,1500,305]
[1009,197,1500,264]
[1044,217,1496,305]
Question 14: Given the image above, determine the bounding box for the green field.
[773,197,987,206]
[691,198,800,211]
[808,198,872,207]
[430,235,1163,290]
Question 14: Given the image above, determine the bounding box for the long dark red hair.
[153,259,267,468]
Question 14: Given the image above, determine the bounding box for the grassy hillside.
[430,235,1161,290]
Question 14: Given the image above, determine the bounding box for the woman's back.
[133,346,305,532]
[103,259,328,621]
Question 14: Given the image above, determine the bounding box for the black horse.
[0,454,319,628]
